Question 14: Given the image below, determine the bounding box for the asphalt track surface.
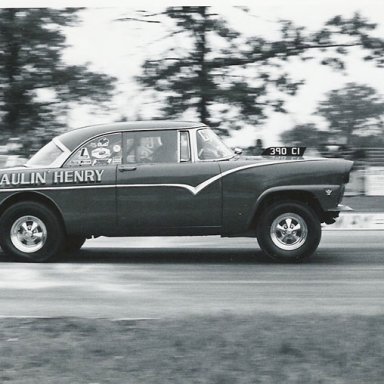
[0,231,383,319]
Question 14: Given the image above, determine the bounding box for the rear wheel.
[256,201,321,262]
[0,201,65,262]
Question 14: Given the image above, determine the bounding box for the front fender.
[219,158,352,236]
[224,184,339,235]
[253,184,344,213]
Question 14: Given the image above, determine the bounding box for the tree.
[0,8,116,154]
[280,124,328,148]
[317,83,384,146]
[137,7,384,135]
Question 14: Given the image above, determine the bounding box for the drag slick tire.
[0,201,65,262]
[256,200,321,262]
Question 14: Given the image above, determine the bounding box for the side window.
[179,131,191,162]
[196,128,233,160]
[66,133,122,167]
[124,130,178,164]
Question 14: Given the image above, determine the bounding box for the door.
[62,132,122,234]
[117,129,222,235]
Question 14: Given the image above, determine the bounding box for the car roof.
[58,121,206,151]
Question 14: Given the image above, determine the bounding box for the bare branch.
[115,17,160,24]
[208,42,362,68]
[136,11,165,18]
[299,43,361,50]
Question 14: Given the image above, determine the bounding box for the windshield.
[26,140,64,167]
[196,128,234,160]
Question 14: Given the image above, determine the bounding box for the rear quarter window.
[66,133,122,167]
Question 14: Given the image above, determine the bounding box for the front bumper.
[322,205,353,224]
[329,204,353,212]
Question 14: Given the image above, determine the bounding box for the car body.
[0,121,353,262]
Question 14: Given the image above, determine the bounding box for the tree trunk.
[196,7,209,125]
[2,9,23,134]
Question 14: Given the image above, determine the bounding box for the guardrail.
[363,148,384,166]
[344,148,384,196]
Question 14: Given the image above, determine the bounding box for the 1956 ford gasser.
[0,121,353,262]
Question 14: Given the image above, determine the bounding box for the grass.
[0,314,383,383]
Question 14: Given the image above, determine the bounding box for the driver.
[152,133,177,163]
[196,132,218,160]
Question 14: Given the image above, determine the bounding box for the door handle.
[118,165,137,172]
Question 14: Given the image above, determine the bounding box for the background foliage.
[0,8,116,154]
[137,7,384,139]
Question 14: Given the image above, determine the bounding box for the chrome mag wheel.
[270,212,308,251]
[10,215,47,253]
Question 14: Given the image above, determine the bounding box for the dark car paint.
[219,158,350,235]
[0,167,115,235]
[116,162,222,235]
[0,122,353,239]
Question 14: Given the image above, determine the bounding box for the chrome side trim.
[189,159,323,195]
[0,159,323,195]
[118,183,197,194]
[0,185,115,193]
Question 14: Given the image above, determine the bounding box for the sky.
[4,0,384,147]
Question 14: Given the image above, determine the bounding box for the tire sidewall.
[0,202,64,262]
[257,201,321,262]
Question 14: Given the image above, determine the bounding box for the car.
[0,121,353,262]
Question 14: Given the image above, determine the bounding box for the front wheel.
[256,201,321,262]
[0,201,65,262]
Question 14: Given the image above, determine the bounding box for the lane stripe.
[0,315,158,321]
